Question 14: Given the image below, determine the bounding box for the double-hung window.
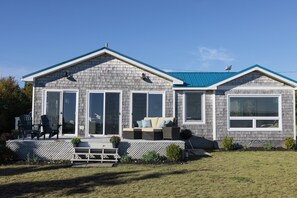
[228,95,281,130]
[183,92,205,124]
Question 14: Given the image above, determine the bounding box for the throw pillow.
[165,120,173,127]
[142,120,152,128]
[136,120,143,128]
[157,120,166,128]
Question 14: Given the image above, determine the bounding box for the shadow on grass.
[0,164,71,177]
[0,169,192,197]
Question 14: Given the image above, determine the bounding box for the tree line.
[0,76,32,134]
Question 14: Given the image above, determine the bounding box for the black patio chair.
[18,114,41,140]
[40,115,61,139]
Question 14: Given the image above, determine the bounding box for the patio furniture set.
[123,117,181,140]
[18,114,60,140]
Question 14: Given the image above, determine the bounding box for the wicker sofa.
[123,117,176,140]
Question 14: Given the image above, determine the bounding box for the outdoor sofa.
[123,117,178,140]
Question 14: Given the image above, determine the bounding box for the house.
[22,47,297,148]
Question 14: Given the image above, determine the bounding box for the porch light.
[141,73,147,80]
[64,71,73,79]
[141,73,152,83]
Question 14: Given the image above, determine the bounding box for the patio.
[6,137,185,160]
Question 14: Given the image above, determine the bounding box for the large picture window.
[184,92,204,123]
[228,95,281,130]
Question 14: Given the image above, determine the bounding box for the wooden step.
[71,147,119,164]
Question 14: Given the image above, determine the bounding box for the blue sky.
[1,0,297,86]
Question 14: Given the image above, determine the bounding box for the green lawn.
[1,152,297,197]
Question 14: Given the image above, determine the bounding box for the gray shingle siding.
[175,90,214,139]
[215,71,295,145]
[174,71,295,148]
[33,54,173,137]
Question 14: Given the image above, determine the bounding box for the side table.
[162,127,180,140]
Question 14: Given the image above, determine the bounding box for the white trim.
[217,86,295,90]
[85,92,90,137]
[119,91,123,137]
[31,84,35,122]
[129,91,133,128]
[210,67,297,89]
[212,91,216,140]
[102,93,106,136]
[227,94,282,131]
[172,90,176,117]
[293,90,296,140]
[130,91,166,127]
[182,91,206,125]
[22,48,183,85]
[86,90,122,137]
[43,89,79,137]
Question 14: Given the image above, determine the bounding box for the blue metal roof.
[168,65,297,87]
[168,72,237,87]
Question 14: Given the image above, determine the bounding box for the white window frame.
[86,90,122,137]
[183,91,205,125]
[42,89,79,137]
[130,91,165,127]
[227,94,282,131]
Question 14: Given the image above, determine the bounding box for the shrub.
[263,143,272,150]
[0,145,16,164]
[26,153,40,164]
[71,137,81,144]
[180,129,192,140]
[222,136,233,150]
[0,132,16,146]
[233,143,243,150]
[120,154,132,163]
[110,136,121,144]
[141,151,162,163]
[284,137,295,150]
[243,145,249,151]
[166,144,182,161]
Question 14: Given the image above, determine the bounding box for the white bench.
[71,147,119,163]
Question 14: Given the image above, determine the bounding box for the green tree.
[0,76,32,134]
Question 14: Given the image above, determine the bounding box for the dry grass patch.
[1,152,297,197]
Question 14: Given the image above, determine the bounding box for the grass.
[1,152,297,197]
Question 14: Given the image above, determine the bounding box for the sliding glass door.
[45,90,77,135]
[46,92,60,130]
[88,92,121,136]
[62,92,76,134]
[132,92,164,127]
[105,93,120,135]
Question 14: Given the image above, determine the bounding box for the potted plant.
[71,137,81,147]
[110,136,121,148]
